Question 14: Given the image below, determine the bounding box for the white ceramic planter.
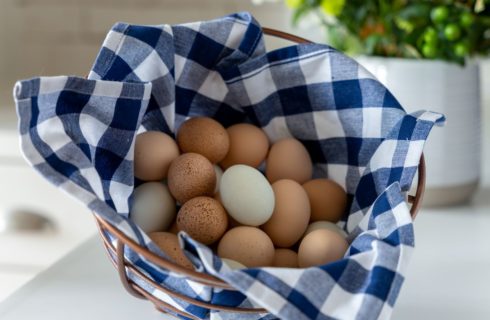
[356,57,481,206]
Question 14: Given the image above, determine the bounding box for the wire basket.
[93,28,427,319]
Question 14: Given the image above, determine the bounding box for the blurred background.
[0,0,489,319]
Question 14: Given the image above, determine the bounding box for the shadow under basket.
[93,28,427,320]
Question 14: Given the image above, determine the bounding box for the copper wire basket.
[93,28,427,320]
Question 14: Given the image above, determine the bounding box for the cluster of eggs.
[130,117,349,270]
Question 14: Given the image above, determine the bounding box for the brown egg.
[266,138,312,184]
[134,131,180,181]
[218,226,274,268]
[298,229,348,268]
[177,117,230,164]
[302,179,347,223]
[177,197,228,245]
[149,232,193,269]
[272,249,299,268]
[261,179,310,248]
[167,153,216,203]
[220,123,269,169]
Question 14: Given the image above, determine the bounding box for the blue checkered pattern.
[14,12,444,320]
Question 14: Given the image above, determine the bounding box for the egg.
[302,179,347,223]
[167,153,216,203]
[149,232,193,269]
[177,117,230,164]
[272,249,299,268]
[130,182,176,233]
[133,131,180,181]
[261,179,310,247]
[177,197,228,245]
[266,138,312,184]
[213,165,223,194]
[221,258,246,270]
[304,221,347,238]
[220,165,275,226]
[220,123,269,169]
[298,229,348,268]
[218,226,274,267]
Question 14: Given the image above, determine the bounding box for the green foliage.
[286,0,490,64]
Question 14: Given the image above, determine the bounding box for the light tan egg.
[130,182,176,233]
[149,232,193,269]
[134,131,180,181]
[272,249,299,268]
[167,153,216,204]
[302,179,347,223]
[220,124,269,169]
[177,117,229,164]
[298,229,348,268]
[266,138,312,184]
[304,221,347,238]
[261,179,310,247]
[217,226,274,268]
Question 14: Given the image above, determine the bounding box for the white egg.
[304,221,347,238]
[213,165,223,194]
[221,258,246,270]
[130,182,176,233]
[220,165,274,226]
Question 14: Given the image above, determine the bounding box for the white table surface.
[0,187,489,320]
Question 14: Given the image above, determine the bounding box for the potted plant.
[285,0,490,206]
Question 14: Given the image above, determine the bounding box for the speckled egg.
[177,197,228,245]
[167,153,216,204]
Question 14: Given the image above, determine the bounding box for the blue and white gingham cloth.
[14,12,444,320]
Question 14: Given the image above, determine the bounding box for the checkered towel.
[14,12,444,320]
